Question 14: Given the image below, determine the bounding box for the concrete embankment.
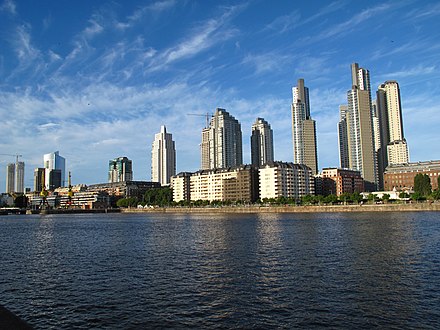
[121,202,440,214]
[26,208,121,215]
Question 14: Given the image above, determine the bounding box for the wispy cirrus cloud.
[404,2,440,20]
[377,64,436,80]
[0,0,16,15]
[242,52,291,75]
[264,11,301,33]
[302,3,391,44]
[147,5,242,71]
[115,0,177,30]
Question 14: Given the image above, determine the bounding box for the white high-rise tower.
[151,125,176,186]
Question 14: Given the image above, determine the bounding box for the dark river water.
[1,212,439,329]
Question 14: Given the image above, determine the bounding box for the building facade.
[338,105,350,169]
[339,63,377,191]
[188,165,258,202]
[5,163,15,194]
[33,168,45,192]
[44,151,66,189]
[108,156,133,183]
[5,162,24,194]
[251,118,274,167]
[151,125,176,186]
[201,108,243,170]
[321,168,364,196]
[291,79,318,174]
[259,162,314,200]
[376,80,409,189]
[384,160,440,191]
[171,172,192,203]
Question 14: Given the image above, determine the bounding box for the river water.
[1,212,439,329]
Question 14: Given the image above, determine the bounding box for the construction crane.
[187,113,213,128]
[0,154,22,165]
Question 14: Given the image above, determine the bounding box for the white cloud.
[0,0,16,14]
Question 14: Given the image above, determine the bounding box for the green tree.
[144,187,173,207]
[339,192,352,204]
[351,192,363,204]
[410,192,425,202]
[430,189,440,201]
[414,173,432,196]
[382,193,391,203]
[324,194,338,204]
[116,197,139,208]
[399,191,410,199]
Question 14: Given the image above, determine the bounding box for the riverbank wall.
[121,202,440,214]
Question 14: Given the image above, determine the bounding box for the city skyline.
[1,1,439,191]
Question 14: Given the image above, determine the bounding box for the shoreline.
[122,202,440,214]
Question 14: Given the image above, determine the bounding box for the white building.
[259,162,314,201]
[151,125,176,186]
[44,151,66,189]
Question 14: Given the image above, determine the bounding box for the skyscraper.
[338,105,350,169]
[201,108,243,170]
[5,161,25,194]
[43,151,66,189]
[339,63,378,191]
[151,125,176,186]
[251,118,274,167]
[108,157,133,183]
[34,168,45,192]
[291,78,318,174]
[6,163,15,194]
[376,81,409,185]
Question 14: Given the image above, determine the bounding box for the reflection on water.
[0,212,439,329]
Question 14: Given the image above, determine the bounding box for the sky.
[1,0,439,191]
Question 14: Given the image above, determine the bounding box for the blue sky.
[1,0,439,191]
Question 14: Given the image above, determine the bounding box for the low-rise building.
[259,162,314,200]
[87,181,161,198]
[384,160,440,191]
[190,165,258,202]
[321,168,364,196]
[178,165,258,203]
[171,172,192,202]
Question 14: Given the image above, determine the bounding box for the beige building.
[376,80,409,189]
[189,165,258,202]
[201,108,242,170]
[291,79,318,174]
[259,162,314,200]
[171,172,191,203]
[340,63,377,191]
